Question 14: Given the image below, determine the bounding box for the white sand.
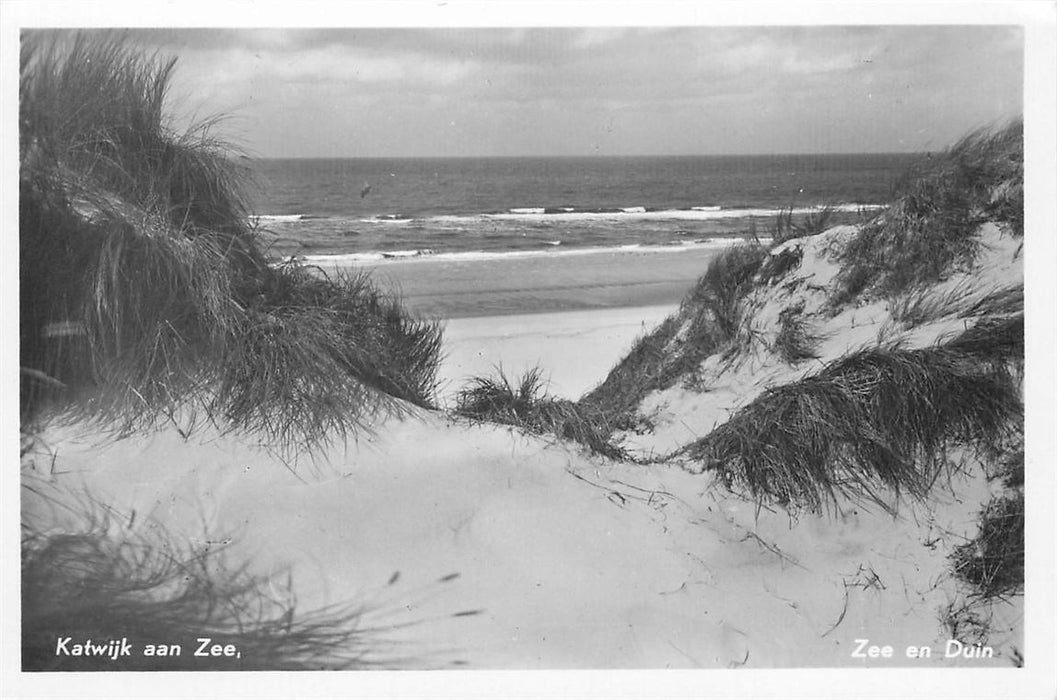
[22,405,1017,672]
[620,223,1025,457]
[439,305,676,402]
[15,223,1040,698]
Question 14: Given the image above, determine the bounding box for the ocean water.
[246,154,917,263]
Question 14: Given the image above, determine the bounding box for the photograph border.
[3,2,1054,698]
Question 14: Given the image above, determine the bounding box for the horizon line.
[251,150,929,161]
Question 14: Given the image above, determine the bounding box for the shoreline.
[316,245,724,320]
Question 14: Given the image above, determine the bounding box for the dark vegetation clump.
[832,119,1022,305]
[888,282,974,328]
[20,31,441,449]
[890,282,1024,334]
[683,243,769,339]
[948,417,1023,599]
[944,313,1023,363]
[211,264,442,447]
[455,367,624,459]
[676,315,1023,514]
[770,204,840,246]
[951,487,1024,600]
[575,317,683,432]
[758,245,804,286]
[772,304,822,364]
[21,517,402,670]
[961,285,1024,320]
[579,243,767,433]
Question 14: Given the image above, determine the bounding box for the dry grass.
[580,243,767,434]
[576,317,683,432]
[950,414,1023,601]
[20,31,442,451]
[456,367,624,459]
[21,517,409,671]
[832,119,1022,306]
[758,244,804,286]
[683,243,768,339]
[888,281,975,328]
[772,303,823,364]
[889,281,1024,329]
[770,204,841,246]
[950,490,1024,599]
[677,316,1023,513]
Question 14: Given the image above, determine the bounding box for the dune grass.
[20,30,441,449]
[888,281,978,328]
[757,244,804,286]
[212,264,443,447]
[579,243,767,431]
[772,303,823,364]
[683,243,769,339]
[575,317,683,431]
[21,516,399,671]
[456,367,624,459]
[770,204,841,247]
[889,281,1024,330]
[951,488,1024,600]
[676,315,1023,513]
[832,119,1022,306]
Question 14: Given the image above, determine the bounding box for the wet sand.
[319,245,725,319]
[315,246,724,400]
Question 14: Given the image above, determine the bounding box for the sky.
[51,25,1026,158]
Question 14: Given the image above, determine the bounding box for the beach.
[440,305,675,400]
[315,245,725,400]
[318,244,728,319]
[21,221,1027,673]
[15,29,1042,696]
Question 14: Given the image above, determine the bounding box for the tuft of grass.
[20,31,442,451]
[960,285,1024,320]
[890,282,1024,329]
[950,489,1024,600]
[20,31,257,255]
[937,598,995,648]
[677,316,1023,513]
[771,204,840,246]
[580,243,767,433]
[944,314,1024,368]
[209,264,443,448]
[772,304,823,364]
[21,521,405,670]
[758,244,804,286]
[576,317,683,432]
[683,243,768,339]
[889,281,977,328]
[832,119,1022,306]
[455,367,624,459]
[947,429,1023,608]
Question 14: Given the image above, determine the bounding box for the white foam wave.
[270,203,885,229]
[252,214,305,223]
[360,217,415,225]
[445,203,883,224]
[288,238,747,267]
[380,249,435,259]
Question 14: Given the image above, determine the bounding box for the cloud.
[90,25,1022,157]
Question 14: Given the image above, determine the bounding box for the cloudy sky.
[117,25,1022,158]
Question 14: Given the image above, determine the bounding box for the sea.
[246,154,918,264]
